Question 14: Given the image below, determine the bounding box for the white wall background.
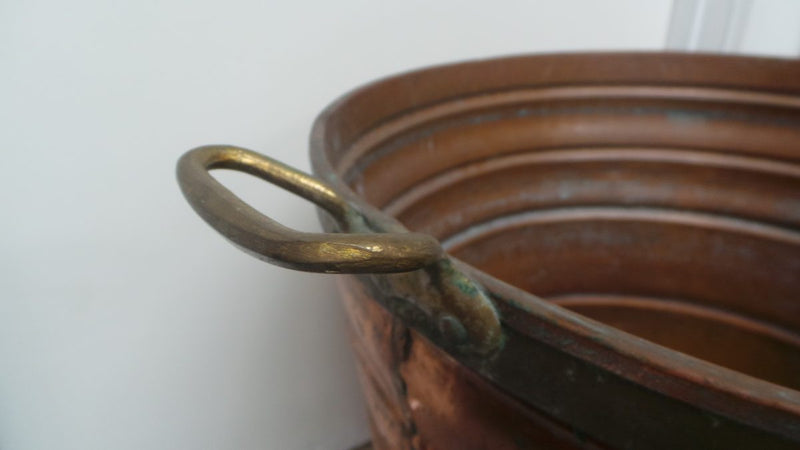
[666,0,800,55]
[0,1,794,449]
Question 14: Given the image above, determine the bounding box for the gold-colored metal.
[177,145,444,273]
[177,145,503,355]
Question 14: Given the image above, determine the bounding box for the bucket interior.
[318,56,800,391]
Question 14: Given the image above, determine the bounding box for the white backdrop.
[4,1,756,449]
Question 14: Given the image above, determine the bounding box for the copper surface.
[310,53,800,449]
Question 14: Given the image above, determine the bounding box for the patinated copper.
[179,53,800,449]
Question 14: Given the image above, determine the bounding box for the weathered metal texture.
[176,145,444,273]
[177,145,503,355]
[308,54,800,448]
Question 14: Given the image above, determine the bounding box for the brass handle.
[176,145,444,273]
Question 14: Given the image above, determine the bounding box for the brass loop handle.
[177,145,444,273]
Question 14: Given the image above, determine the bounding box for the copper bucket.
[177,53,800,449]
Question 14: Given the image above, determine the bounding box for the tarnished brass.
[177,145,444,273]
[176,145,504,355]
